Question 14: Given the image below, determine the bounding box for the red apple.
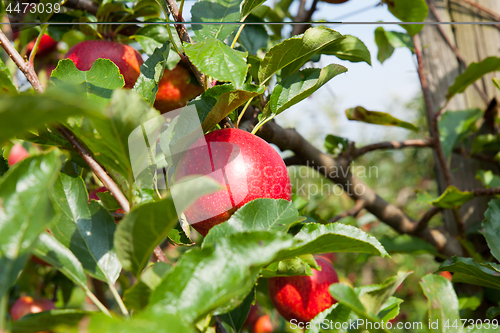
[253,315,273,333]
[268,257,339,323]
[154,63,204,113]
[316,253,336,264]
[439,271,452,281]
[65,40,143,88]
[243,304,260,328]
[26,35,57,58]
[88,186,108,202]
[8,144,30,166]
[175,128,291,236]
[10,296,56,321]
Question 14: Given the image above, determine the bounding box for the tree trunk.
[420,0,500,237]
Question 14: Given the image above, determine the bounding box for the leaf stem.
[178,0,185,21]
[237,97,254,128]
[86,291,112,317]
[108,283,129,317]
[0,293,7,331]
[230,24,246,49]
[29,24,49,67]
[251,115,274,135]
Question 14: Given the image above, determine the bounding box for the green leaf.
[203,199,302,246]
[88,311,195,333]
[420,274,464,333]
[259,27,344,85]
[430,185,474,209]
[189,83,265,132]
[0,86,102,144]
[329,283,389,333]
[33,233,88,293]
[123,262,171,311]
[378,297,404,322]
[8,309,87,333]
[437,256,500,290]
[219,288,255,332]
[324,134,349,155]
[379,235,440,256]
[375,27,414,64]
[149,231,295,322]
[184,39,248,87]
[305,303,351,333]
[448,57,500,99]
[275,223,389,261]
[261,256,314,278]
[133,35,163,55]
[476,170,500,189]
[68,89,162,184]
[438,109,483,158]
[51,59,125,107]
[471,134,500,154]
[483,199,500,262]
[346,106,418,132]
[0,152,61,300]
[240,0,266,19]
[382,0,428,36]
[0,148,8,176]
[132,42,170,105]
[96,191,121,211]
[374,27,395,64]
[493,78,500,91]
[0,57,17,94]
[267,64,347,116]
[191,0,241,40]
[231,16,269,55]
[114,198,178,277]
[50,173,121,284]
[321,35,371,65]
[357,271,411,315]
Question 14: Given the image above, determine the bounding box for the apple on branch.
[10,296,56,321]
[175,128,292,236]
[268,257,339,323]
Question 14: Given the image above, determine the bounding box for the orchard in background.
[1,0,500,332]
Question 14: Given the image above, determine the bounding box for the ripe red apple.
[268,257,339,323]
[316,253,336,264]
[439,271,452,281]
[253,315,273,333]
[154,63,204,113]
[175,128,291,236]
[26,35,57,58]
[65,40,143,88]
[8,144,30,166]
[10,296,56,321]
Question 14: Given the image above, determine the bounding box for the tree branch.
[291,0,318,36]
[413,206,443,235]
[330,200,365,223]
[352,139,433,158]
[455,0,500,22]
[413,34,454,188]
[240,109,464,257]
[215,316,229,333]
[0,31,43,93]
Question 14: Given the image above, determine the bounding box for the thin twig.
[413,206,443,235]
[428,1,489,105]
[473,187,500,197]
[413,34,454,187]
[153,246,170,263]
[330,200,365,223]
[353,139,433,158]
[0,30,43,93]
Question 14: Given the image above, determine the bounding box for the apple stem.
[28,24,49,67]
[108,283,129,317]
[237,97,254,128]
